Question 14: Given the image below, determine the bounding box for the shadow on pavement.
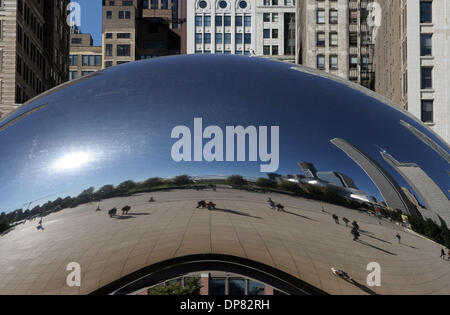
[210,208,262,219]
[283,210,318,222]
[357,240,397,256]
[343,278,379,295]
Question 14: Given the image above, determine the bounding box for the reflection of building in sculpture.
[400,120,450,164]
[382,152,450,226]
[316,171,358,190]
[134,271,280,296]
[297,162,318,178]
[401,187,422,209]
[330,138,419,216]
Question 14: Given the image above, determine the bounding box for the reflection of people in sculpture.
[108,207,117,217]
[206,202,216,210]
[96,205,101,211]
[276,203,285,212]
[122,205,131,215]
[267,198,275,209]
[196,200,206,208]
[351,227,360,241]
[331,267,352,281]
[149,197,155,202]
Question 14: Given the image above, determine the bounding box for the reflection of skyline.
[382,152,450,225]
[330,138,419,216]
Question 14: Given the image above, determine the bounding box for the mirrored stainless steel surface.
[0,55,449,295]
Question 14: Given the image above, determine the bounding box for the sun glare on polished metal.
[0,55,449,295]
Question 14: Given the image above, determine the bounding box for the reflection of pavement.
[0,188,449,295]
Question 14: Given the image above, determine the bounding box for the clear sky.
[72,0,102,46]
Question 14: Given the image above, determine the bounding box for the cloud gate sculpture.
[0,55,449,295]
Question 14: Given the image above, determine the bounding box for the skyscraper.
[0,0,70,119]
[382,152,450,226]
[186,0,297,62]
[297,0,375,89]
[374,0,450,144]
[102,0,186,69]
[330,138,419,216]
[298,161,318,178]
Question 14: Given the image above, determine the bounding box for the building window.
[204,33,211,44]
[69,71,77,80]
[224,33,231,44]
[215,33,222,44]
[244,33,251,44]
[421,100,433,122]
[244,16,251,27]
[420,34,432,56]
[117,44,131,56]
[204,15,211,26]
[272,29,278,39]
[195,33,202,44]
[330,9,338,24]
[106,33,113,39]
[330,32,338,47]
[209,278,225,295]
[272,45,278,55]
[263,45,270,55]
[420,1,432,23]
[264,29,270,39]
[330,55,338,70]
[224,15,231,26]
[421,67,433,89]
[215,15,222,26]
[69,55,78,66]
[316,32,325,47]
[71,38,82,44]
[106,11,112,19]
[263,13,270,22]
[349,55,358,68]
[195,15,202,26]
[105,61,113,68]
[117,33,131,39]
[235,33,242,44]
[235,16,242,27]
[106,44,113,56]
[317,55,325,69]
[316,9,325,24]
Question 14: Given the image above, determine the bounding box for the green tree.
[172,175,192,186]
[227,175,247,186]
[95,184,115,199]
[256,177,277,188]
[115,180,137,195]
[148,277,202,295]
[141,177,163,188]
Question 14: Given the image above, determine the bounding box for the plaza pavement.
[0,188,449,295]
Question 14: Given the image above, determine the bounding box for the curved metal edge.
[90,254,328,296]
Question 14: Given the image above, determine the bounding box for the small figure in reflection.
[149,197,155,202]
[395,233,401,244]
[267,198,275,210]
[276,203,285,212]
[342,217,350,227]
[332,214,339,224]
[440,248,446,259]
[331,268,352,281]
[352,221,359,231]
[36,218,44,230]
[122,205,131,215]
[96,205,101,211]
[108,207,117,218]
[351,226,360,241]
[196,200,206,208]
[206,202,216,210]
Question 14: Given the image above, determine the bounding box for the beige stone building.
[297,0,375,90]
[0,0,70,119]
[374,0,449,144]
[69,32,102,81]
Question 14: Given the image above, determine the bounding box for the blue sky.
[73,0,102,46]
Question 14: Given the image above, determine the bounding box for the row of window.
[195,15,251,27]
[316,31,339,47]
[17,25,46,74]
[195,33,251,44]
[70,55,102,67]
[198,0,249,10]
[105,44,131,56]
[264,0,295,5]
[17,0,44,43]
[419,1,433,123]
[106,32,131,39]
[316,9,339,24]
[106,10,131,19]
[16,55,45,98]
[142,0,176,10]
[195,50,251,55]
[103,0,134,6]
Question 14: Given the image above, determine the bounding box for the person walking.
[351,227,360,241]
[332,214,339,224]
[395,233,401,244]
[342,217,350,227]
[352,221,359,231]
[267,198,275,210]
[440,248,446,259]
